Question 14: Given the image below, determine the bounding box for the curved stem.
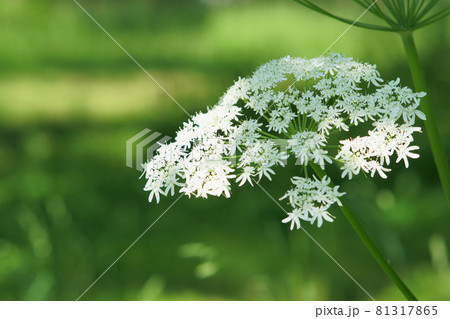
[309,163,418,301]
[400,32,450,207]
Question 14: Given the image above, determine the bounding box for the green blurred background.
[0,0,449,300]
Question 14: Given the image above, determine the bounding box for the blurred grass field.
[0,0,449,300]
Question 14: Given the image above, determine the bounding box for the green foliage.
[293,0,450,31]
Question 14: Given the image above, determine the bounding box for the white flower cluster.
[281,176,344,229]
[143,53,425,229]
[336,121,422,179]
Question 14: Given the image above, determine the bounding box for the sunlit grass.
[0,71,227,124]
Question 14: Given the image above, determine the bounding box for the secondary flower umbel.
[142,53,425,229]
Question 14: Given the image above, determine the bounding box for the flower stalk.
[400,31,450,206]
[310,162,418,301]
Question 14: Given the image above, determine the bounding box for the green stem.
[401,32,450,207]
[309,163,418,301]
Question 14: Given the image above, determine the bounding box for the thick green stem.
[401,32,450,207]
[310,163,418,301]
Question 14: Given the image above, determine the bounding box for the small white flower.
[396,145,420,168]
[236,166,255,186]
[267,106,296,133]
[282,208,310,230]
[309,206,334,228]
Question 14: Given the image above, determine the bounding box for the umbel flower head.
[143,53,425,230]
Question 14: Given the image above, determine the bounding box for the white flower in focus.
[236,166,255,186]
[282,209,308,230]
[142,53,425,230]
[280,176,344,228]
[396,145,420,168]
